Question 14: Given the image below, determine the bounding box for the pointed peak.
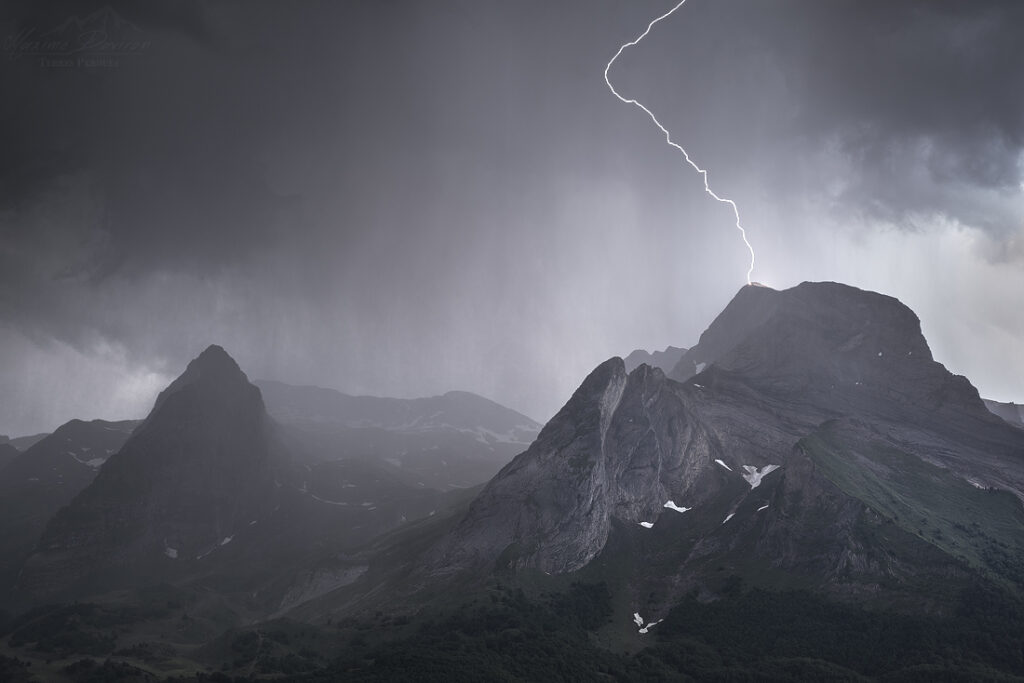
[591,356,627,380]
[175,344,249,387]
[556,356,626,413]
[146,345,257,418]
[190,344,242,374]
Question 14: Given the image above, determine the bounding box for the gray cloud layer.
[1,0,1022,436]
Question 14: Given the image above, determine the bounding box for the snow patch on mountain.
[307,492,351,506]
[633,612,662,633]
[639,620,662,634]
[741,464,780,489]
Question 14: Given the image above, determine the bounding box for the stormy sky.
[1,0,1023,437]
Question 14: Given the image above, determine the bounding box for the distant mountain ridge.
[2,432,52,451]
[256,380,539,442]
[258,380,541,491]
[986,399,1024,429]
[623,345,687,373]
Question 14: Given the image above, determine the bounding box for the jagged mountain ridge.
[399,282,1024,613]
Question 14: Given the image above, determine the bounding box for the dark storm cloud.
[1,0,1022,435]
[778,0,1024,240]
[0,0,213,203]
[2,0,642,342]
[0,1,352,354]
[622,0,1024,247]
[0,1,295,273]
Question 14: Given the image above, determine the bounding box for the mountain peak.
[667,281,997,427]
[18,345,276,602]
[670,281,926,378]
[149,345,254,416]
[189,344,244,376]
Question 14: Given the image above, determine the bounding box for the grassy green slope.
[802,420,1024,590]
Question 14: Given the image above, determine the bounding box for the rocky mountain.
[340,282,1024,624]
[0,419,137,605]
[16,346,286,603]
[4,284,1024,680]
[622,345,687,373]
[10,347,471,612]
[986,398,1024,429]
[258,380,540,491]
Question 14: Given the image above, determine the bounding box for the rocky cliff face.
[18,346,282,602]
[427,357,809,578]
[420,282,1024,607]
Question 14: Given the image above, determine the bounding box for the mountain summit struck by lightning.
[604,0,756,285]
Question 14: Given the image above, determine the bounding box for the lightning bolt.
[604,0,756,285]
